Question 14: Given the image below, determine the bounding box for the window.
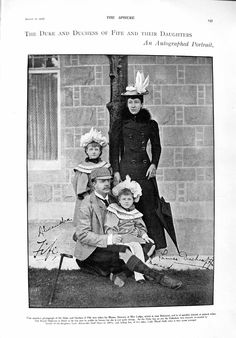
[27,55,61,170]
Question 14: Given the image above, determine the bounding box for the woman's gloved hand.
[146,164,156,179]
[113,172,121,186]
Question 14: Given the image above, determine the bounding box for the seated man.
[73,167,182,289]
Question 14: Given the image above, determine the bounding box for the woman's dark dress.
[110,108,167,249]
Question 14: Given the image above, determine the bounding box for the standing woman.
[110,72,167,251]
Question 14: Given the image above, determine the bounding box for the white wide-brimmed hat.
[80,127,108,148]
[112,175,142,202]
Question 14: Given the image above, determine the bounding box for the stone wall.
[28,54,214,267]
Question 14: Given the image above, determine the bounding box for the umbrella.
[152,179,180,255]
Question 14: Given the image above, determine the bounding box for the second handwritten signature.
[152,250,214,270]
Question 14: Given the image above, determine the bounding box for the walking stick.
[48,253,73,305]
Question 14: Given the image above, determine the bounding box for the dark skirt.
[132,178,167,250]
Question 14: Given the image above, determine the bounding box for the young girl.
[104,175,155,283]
[72,127,110,226]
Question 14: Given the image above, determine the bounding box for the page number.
[208,19,213,23]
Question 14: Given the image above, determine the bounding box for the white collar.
[107,203,143,220]
[95,191,109,201]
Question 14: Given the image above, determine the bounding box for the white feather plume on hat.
[80,127,108,148]
[135,71,149,94]
[112,175,142,203]
[122,71,149,96]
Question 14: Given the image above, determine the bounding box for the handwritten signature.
[33,217,72,261]
[153,250,214,270]
[33,238,58,261]
[38,217,72,237]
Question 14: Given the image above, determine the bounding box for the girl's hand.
[142,233,155,243]
[146,164,156,180]
[113,172,121,186]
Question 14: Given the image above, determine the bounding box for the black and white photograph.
[2,0,236,336]
[27,54,214,308]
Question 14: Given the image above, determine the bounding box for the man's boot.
[126,255,182,289]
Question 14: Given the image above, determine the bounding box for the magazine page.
[1,0,236,337]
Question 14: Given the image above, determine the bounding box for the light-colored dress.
[72,160,110,226]
[104,203,148,282]
[104,203,147,244]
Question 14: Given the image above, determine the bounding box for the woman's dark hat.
[121,71,149,96]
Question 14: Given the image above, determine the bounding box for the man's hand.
[112,234,122,244]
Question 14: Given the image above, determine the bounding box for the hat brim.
[121,90,149,96]
[95,175,112,180]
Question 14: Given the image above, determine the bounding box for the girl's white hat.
[121,71,149,96]
[80,127,108,148]
[112,175,142,203]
